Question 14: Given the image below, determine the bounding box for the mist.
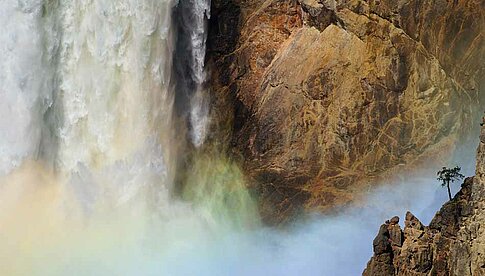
[0,149,476,276]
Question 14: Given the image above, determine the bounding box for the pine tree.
[437,166,465,201]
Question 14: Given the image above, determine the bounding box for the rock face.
[363,119,485,275]
[207,0,485,223]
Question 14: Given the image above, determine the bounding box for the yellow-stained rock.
[207,0,485,223]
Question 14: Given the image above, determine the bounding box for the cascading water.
[0,1,473,275]
[173,0,211,147]
[0,0,255,274]
[0,0,57,174]
[56,0,179,212]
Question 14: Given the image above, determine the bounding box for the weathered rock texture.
[207,0,485,223]
[363,118,485,275]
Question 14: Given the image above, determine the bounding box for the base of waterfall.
[0,159,461,275]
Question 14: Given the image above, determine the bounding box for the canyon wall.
[207,0,485,223]
[363,117,485,275]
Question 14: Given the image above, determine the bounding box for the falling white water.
[188,0,210,148]
[177,0,211,147]
[0,2,259,274]
[55,0,177,208]
[0,1,55,174]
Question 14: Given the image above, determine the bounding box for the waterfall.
[0,1,57,174]
[174,0,211,147]
[0,0,177,204]
[55,0,178,210]
[0,2,259,274]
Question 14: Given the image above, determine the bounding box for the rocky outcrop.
[207,0,485,223]
[363,118,485,275]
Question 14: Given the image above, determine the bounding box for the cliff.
[207,0,485,223]
[363,117,485,275]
